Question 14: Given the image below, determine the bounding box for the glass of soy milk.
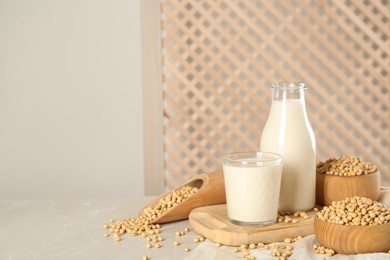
[222,152,283,226]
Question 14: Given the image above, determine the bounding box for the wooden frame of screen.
[141,0,165,195]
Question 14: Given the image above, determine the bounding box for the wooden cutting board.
[189,204,316,246]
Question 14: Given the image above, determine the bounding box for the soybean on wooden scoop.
[139,172,226,224]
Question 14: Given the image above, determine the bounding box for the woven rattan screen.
[161,0,390,189]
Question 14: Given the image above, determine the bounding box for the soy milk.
[260,83,316,212]
[223,152,283,225]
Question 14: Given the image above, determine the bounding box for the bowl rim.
[316,169,379,178]
[314,214,390,227]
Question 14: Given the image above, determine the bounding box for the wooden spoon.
[139,172,226,224]
[314,217,390,254]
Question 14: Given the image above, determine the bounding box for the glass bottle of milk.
[260,82,316,212]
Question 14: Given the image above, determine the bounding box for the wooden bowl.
[316,170,380,206]
[314,217,390,254]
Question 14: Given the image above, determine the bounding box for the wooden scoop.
[139,172,226,224]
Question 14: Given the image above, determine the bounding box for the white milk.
[223,161,282,224]
[260,99,316,212]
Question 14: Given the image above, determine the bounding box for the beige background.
[160,0,390,189]
[0,0,144,198]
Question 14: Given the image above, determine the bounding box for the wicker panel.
[161,0,390,189]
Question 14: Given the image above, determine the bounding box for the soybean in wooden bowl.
[314,197,390,254]
[316,155,380,206]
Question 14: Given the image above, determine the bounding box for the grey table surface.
[0,197,389,260]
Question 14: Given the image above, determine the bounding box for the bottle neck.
[271,82,306,102]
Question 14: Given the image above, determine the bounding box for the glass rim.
[222,151,283,167]
[271,82,307,90]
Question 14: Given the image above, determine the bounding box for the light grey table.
[0,198,388,260]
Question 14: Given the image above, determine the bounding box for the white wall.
[0,0,144,198]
